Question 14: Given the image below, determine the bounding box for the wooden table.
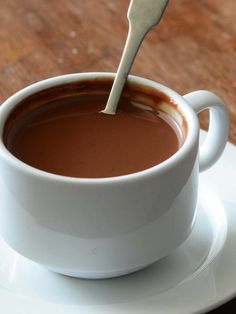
[0,0,235,312]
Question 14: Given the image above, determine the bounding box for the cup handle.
[183,90,229,172]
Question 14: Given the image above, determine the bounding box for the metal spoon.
[101,0,169,115]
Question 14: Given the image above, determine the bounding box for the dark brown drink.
[4,81,183,178]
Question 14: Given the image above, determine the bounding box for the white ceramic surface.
[0,73,228,278]
[0,132,236,313]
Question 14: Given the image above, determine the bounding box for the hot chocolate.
[4,82,183,178]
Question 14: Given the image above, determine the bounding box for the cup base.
[47,262,154,279]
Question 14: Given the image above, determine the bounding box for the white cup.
[0,73,229,279]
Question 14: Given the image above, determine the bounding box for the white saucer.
[1,132,236,314]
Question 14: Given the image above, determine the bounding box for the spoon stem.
[101,26,146,115]
[102,0,169,115]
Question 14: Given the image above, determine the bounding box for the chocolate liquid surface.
[4,92,181,178]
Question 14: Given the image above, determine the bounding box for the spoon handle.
[102,0,169,115]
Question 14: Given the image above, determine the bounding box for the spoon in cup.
[101,0,169,115]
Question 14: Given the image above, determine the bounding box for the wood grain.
[0,1,235,312]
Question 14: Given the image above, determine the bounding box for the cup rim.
[0,72,199,184]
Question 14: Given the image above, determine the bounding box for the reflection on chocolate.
[4,82,183,178]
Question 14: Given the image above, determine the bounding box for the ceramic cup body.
[0,73,228,278]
